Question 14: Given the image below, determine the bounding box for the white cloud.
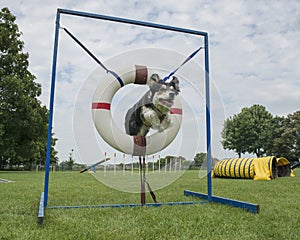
[2,0,299,163]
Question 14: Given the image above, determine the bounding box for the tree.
[193,152,206,167]
[59,149,75,170]
[0,8,57,170]
[221,105,277,157]
[272,111,300,161]
[158,157,166,168]
[221,114,248,157]
[48,134,59,165]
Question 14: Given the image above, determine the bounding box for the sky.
[2,0,300,165]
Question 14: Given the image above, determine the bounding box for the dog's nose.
[169,92,175,98]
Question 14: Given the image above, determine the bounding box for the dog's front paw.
[161,117,171,130]
[142,107,160,126]
[156,117,171,132]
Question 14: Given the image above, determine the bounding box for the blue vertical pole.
[204,34,212,201]
[44,10,61,207]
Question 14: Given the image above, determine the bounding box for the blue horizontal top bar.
[58,8,207,37]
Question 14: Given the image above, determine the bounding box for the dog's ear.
[150,73,160,83]
[170,76,180,94]
[149,73,161,89]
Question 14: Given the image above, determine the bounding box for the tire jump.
[92,65,182,156]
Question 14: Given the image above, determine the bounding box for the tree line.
[221,104,299,161]
[0,8,58,170]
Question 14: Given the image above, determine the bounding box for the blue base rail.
[47,200,207,210]
[184,190,259,214]
[39,190,259,224]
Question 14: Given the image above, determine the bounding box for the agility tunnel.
[212,156,295,180]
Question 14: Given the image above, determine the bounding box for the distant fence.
[0,160,219,172]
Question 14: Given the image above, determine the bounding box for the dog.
[125,74,180,136]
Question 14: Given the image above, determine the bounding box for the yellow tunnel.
[212,156,294,180]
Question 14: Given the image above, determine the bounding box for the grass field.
[0,169,299,240]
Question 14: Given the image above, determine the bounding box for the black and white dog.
[125,74,180,136]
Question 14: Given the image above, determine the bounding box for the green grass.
[0,170,299,240]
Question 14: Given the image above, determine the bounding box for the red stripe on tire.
[170,108,182,115]
[92,102,111,110]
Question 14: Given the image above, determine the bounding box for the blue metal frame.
[48,201,207,210]
[38,192,45,225]
[42,8,258,218]
[44,10,60,207]
[44,8,210,207]
[204,34,212,201]
[184,190,259,214]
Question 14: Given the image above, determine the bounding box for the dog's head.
[148,74,180,113]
